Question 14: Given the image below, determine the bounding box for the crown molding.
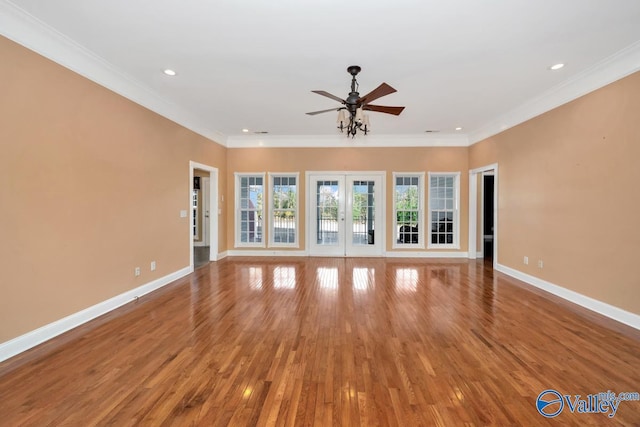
[3,1,638,150]
[0,1,227,146]
[226,133,470,148]
[468,40,640,145]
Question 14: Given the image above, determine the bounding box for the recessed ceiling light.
[549,63,565,71]
[163,69,177,76]
[455,127,463,131]
[242,128,249,133]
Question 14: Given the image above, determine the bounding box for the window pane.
[430,174,457,246]
[271,175,297,245]
[237,175,264,245]
[394,175,421,245]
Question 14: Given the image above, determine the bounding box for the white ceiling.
[2,0,640,146]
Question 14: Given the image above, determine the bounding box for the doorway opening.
[482,173,495,261]
[189,161,219,270]
[468,164,498,269]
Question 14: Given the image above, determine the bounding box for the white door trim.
[189,161,219,266]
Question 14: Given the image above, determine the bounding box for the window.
[428,172,460,248]
[393,173,424,247]
[269,174,298,247]
[235,173,265,246]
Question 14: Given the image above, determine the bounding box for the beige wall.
[470,71,640,315]
[2,31,638,348]
[227,146,469,252]
[0,36,227,342]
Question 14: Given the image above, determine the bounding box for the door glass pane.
[351,180,375,245]
[316,181,339,245]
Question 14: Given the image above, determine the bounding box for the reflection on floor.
[194,246,209,269]
[2,257,639,425]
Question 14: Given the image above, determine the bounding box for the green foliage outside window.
[396,186,419,223]
[273,189,296,218]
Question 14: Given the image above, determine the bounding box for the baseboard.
[216,251,228,260]
[0,266,193,363]
[226,250,309,257]
[385,251,469,258]
[495,263,640,331]
[226,250,470,259]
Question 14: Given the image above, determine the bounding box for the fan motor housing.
[346,93,360,106]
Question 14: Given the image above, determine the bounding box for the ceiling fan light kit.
[337,107,370,137]
[307,65,405,138]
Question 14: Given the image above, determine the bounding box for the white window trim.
[268,172,300,248]
[427,171,461,250]
[392,172,425,249]
[234,172,266,248]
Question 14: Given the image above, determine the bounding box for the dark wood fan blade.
[363,105,405,115]
[359,83,396,105]
[311,90,345,103]
[306,107,342,115]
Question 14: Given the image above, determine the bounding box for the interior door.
[309,173,383,256]
[202,177,210,246]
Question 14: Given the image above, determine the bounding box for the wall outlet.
[134,267,141,277]
[538,260,544,268]
[150,261,156,271]
[523,256,528,265]
[180,210,188,218]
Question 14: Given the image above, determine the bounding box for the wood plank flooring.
[1,257,639,426]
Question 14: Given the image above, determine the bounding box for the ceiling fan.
[306,65,405,137]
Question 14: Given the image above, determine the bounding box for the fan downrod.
[346,66,361,101]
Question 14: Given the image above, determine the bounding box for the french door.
[308,173,384,256]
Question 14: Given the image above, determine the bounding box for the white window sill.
[427,244,460,250]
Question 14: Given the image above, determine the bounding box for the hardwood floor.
[1,257,639,426]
